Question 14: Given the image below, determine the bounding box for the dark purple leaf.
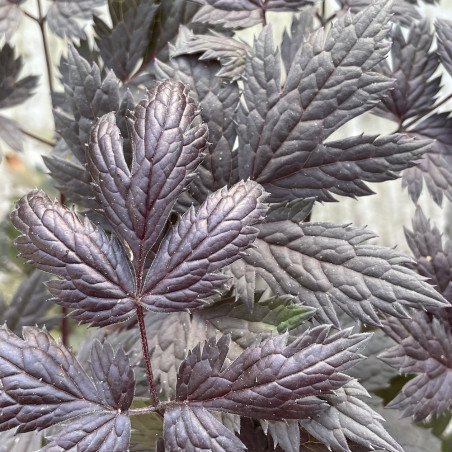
[88,341,135,411]
[10,189,136,327]
[174,327,370,420]
[88,80,208,275]
[94,0,159,81]
[191,0,263,11]
[42,413,130,452]
[47,0,106,39]
[155,43,240,206]
[238,418,284,452]
[0,0,24,41]
[300,380,403,452]
[380,310,452,420]
[0,326,104,432]
[0,43,38,109]
[141,180,267,311]
[403,113,452,205]
[242,218,447,326]
[435,19,452,76]
[237,2,400,202]
[374,21,440,123]
[164,405,245,452]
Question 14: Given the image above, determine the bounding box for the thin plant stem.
[36,0,55,104]
[137,303,161,410]
[20,128,54,147]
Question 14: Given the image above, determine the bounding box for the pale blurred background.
[2,0,452,256]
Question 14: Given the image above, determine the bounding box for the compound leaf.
[10,189,136,327]
[380,310,452,421]
[237,2,398,202]
[42,412,130,452]
[94,0,159,81]
[242,217,447,326]
[403,113,452,206]
[174,327,370,420]
[47,0,106,39]
[164,405,245,452]
[374,21,440,123]
[300,380,403,452]
[0,42,38,109]
[141,181,267,311]
[88,80,208,274]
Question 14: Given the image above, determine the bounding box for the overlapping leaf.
[436,19,452,76]
[301,381,402,452]
[164,405,246,452]
[241,203,447,326]
[141,181,267,311]
[236,2,425,202]
[47,0,106,39]
[172,327,370,419]
[0,270,57,334]
[374,21,440,123]
[0,327,134,434]
[380,310,452,420]
[403,114,452,205]
[88,80,208,274]
[10,189,136,326]
[0,0,24,41]
[155,43,240,206]
[94,0,159,81]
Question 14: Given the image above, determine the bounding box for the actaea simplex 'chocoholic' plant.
[1,0,452,450]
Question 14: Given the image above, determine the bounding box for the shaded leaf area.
[237,418,284,452]
[300,380,403,452]
[10,190,136,327]
[145,290,312,399]
[0,43,38,154]
[141,181,267,311]
[155,46,240,207]
[236,2,424,203]
[88,80,207,275]
[47,0,106,39]
[0,327,134,435]
[281,7,315,75]
[347,329,398,392]
[191,0,314,28]
[0,428,42,452]
[403,114,452,206]
[436,19,452,77]
[0,0,25,41]
[242,205,447,326]
[366,397,443,452]
[337,0,421,27]
[50,45,132,209]
[173,30,251,80]
[374,21,440,123]
[164,405,246,452]
[0,270,58,334]
[93,0,159,81]
[380,309,452,421]
[145,0,200,63]
[172,327,370,420]
[43,413,130,452]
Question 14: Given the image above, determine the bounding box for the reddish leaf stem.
[137,303,160,410]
